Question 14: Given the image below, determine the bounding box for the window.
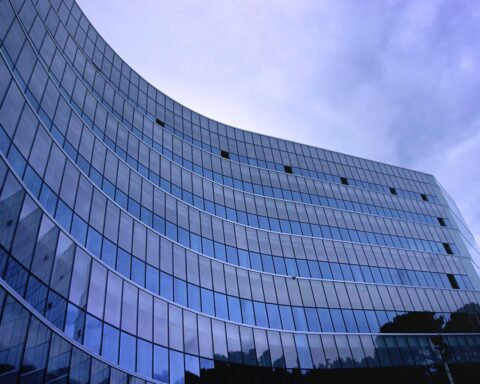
[220,150,230,159]
[389,187,397,195]
[284,165,292,174]
[438,217,446,227]
[421,193,428,201]
[443,243,453,255]
[102,324,119,364]
[447,274,459,289]
[340,177,349,185]
[155,118,165,127]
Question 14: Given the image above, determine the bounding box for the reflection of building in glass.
[0,0,480,382]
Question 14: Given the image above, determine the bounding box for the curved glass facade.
[0,0,479,382]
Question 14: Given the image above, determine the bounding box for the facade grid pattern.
[0,0,479,382]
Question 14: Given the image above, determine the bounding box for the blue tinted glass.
[376,311,389,330]
[380,268,393,284]
[318,308,334,332]
[190,233,202,253]
[201,288,215,316]
[146,265,159,294]
[39,185,57,215]
[214,242,226,261]
[354,310,370,333]
[331,264,343,280]
[285,259,298,276]
[262,255,274,273]
[71,215,88,245]
[238,250,250,268]
[351,265,364,282]
[294,334,313,369]
[292,307,308,331]
[84,314,102,355]
[117,248,131,276]
[160,272,173,300]
[297,260,310,277]
[273,257,286,275]
[279,306,295,331]
[119,332,136,372]
[253,302,268,327]
[389,269,402,285]
[55,200,72,230]
[319,262,333,279]
[166,221,177,241]
[305,308,321,332]
[342,310,358,332]
[250,252,262,271]
[185,354,200,378]
[102,324,119,364]
[170,350,184,384]
[174,278,187,307]
[178,227,189,247]
[226,246,238,264]
[202,238,214,257]
[101,239,117,268]
[241,299,255,325]
[65,304,85,343]
[131,258,145,286]
[228,296,242,323]
[361,266,374,283]
[308,261,321,278]
[267,304,282,329]
[188,283,201,312]
[153,215,165,234]
[214,292,228,319]
[137,340,153,377]
[153,345,169,382]
[340,264,353,281]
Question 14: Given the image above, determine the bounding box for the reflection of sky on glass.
[78,0,480,244]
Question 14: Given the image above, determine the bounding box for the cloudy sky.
[78,0,480,244]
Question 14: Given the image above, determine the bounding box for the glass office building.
[0,0,480,382]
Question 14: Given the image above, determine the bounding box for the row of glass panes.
[2,283,478,383]
[4,134,464,295]
[0,172,475,333]
[0,288,158,383]
[0,105,452,259]
[0,69,455,265]
[1,149,468,322]
[2,249,478,336]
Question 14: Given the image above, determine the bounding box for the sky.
[78,0,480,244]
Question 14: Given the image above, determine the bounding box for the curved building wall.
[0,0,480,383]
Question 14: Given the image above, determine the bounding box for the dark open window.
[420,193,428,201]
[389,187,397,195]
[438,217,446,227]
[447,274,459,289]
[340,177,349,185]
[220,150,230,159]
[443,243,453,255]
[155,118,165,127]
[284,165,292,174]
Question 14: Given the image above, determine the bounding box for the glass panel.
[267,331,285,368]
[253,329,271,367]
[102,323,119,364]
[294,333,313,369]
[170,350,184,384]
[153,345,169,382]
[119,332,136,372]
